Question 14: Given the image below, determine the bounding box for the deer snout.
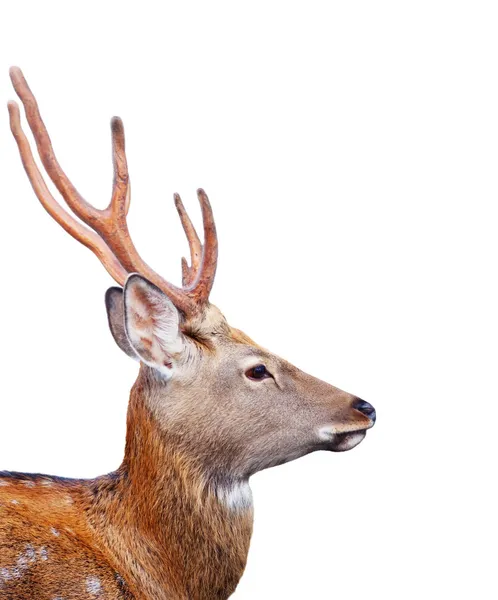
[352,398,376,424]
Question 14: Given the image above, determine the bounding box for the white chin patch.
[332,431,366,451]
[318,427,366,452]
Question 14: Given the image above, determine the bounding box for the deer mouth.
[329,430,367,452]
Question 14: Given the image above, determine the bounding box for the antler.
[174,193,202,287]
[8,67,218,317]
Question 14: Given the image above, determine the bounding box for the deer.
[0,66,376,600]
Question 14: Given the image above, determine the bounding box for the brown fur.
[0,476,133,598]
[1,366,253,599]
[228,328,261,348]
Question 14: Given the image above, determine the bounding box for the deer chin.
[329,430,367,452]
[318,427,368,452]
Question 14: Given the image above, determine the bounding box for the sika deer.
[0,67,376,600]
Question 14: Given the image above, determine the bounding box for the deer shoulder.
[0,474,134,599]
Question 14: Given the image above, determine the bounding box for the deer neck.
[89,370,254,600]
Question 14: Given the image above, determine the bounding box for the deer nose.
[353,398,376,423]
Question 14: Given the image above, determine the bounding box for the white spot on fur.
[50,527,60,537]
[1,544,38,582]
[86,575,103,596]
[216,481,253,511]
[39,547,49,561]
[10,500,19,505]
[22,480,35,488]
[0,480,10,487]
[40,479,53,487]
[23,545,36,562]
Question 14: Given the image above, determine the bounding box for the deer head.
[8,67,375,499]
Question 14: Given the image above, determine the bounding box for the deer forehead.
[184,304,265,354]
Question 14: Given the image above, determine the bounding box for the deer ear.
[123,274,184,376]
[105,287,139,360]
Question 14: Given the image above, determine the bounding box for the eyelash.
[245,364,271,381]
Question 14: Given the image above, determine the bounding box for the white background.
[1,2,497,598]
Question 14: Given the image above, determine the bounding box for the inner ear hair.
[123,274,184,374]
[105,287,139,360]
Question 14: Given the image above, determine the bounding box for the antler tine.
[174,193,202,287]
[113,117,131,216]
[110,117,129,217]
[180,257,191,287]
[8,100,128,285]
[188,189,218,303]
[9,67,101,228]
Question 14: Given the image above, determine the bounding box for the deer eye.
[246,364,270,381]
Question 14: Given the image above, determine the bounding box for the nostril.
[353,398,376,422]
